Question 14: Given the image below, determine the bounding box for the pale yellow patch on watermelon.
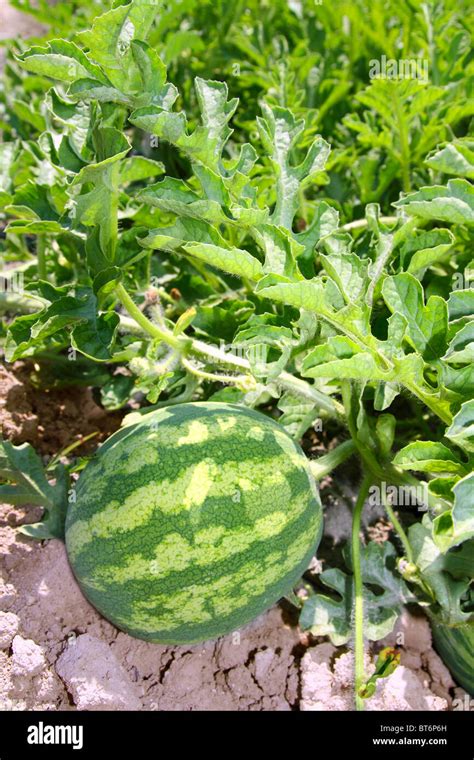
[177,419,209,445]
[69,463,218,558]
[238,477,254,491]
[216,416,237,433]
[123,443,160,474]
[184,461,215,510]
[195,525,227,546]
[248,426,265,442]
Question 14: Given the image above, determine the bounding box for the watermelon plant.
[0,0,473,709]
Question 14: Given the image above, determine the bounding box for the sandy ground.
[0,362,468,711]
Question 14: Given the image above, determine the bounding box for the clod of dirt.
[0,611,19,648]
[300,644,338,710]
[300,610,452,711]
[301,647,447,711]
[56,634,142,711]
[0,579,17,611]
[11,635,46,676]
[380,610,455,704]
[369,666,447,711]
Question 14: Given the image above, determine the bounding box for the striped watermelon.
[431,620,474,696]
[65,402,322,644]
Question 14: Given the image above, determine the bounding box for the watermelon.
[430,620,474,696]
[65,402,322,644]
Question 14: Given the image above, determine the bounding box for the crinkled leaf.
[425,139,474,179]
[140,217,224,252]
[277,391,320,439]
[6,181,63,224]
[410,515,472,624]
[17,39,109,84]
[257,103,330,229]
[183,242,264,281]
[300,542,414,645]
[100,374,136,410]
[234,314,294,381]
[400,228,455,275]
[131,78,246,177]
[193,299,254,343]
[130,40,179,109]
[302,337,389,382]
[6,288,119,362]
[393,179,474,225]
[445,400,474,454]
[443,322,474,364]
[68,78,134,105]
[137,177,227,225]
[382,273,448,360]
[448,289,474,322]
[71,127,130,258]
[433,473,474,552]
[76,0,156,91]
[119,156,164,184]
[257,225,304,279]
[294,201,339,261]
[393,441,465,474]
[319,249,369,303]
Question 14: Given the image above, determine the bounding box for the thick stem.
[118,292,452,427]
[115,286,343,417]
[340,216,397,232]
[341,380,370,710]
[181,355,255,389]
[309,440,356,480]
[275,373,344,416]
[352,473,372,711]
[115,283,185,351]
[123,300,446,515]
[382,496,414,564]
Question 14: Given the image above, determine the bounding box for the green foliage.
[300,542,415,645]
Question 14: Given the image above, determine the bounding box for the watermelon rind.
[430,619,474,697]
[65,402,322,644]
